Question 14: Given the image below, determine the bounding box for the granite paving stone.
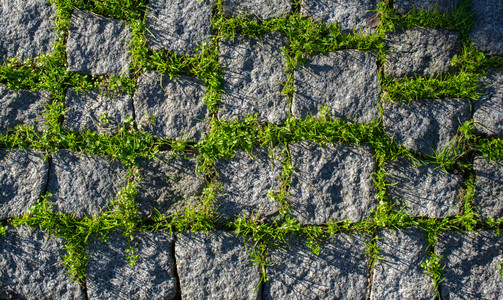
[473,70,503,137]
[394,0,459,14]
[175,231,261,299]
[134,71,208,141]
[87,230,177,300]
[145,0,214,56]
[47,150,127,218]
[474,157,503,220]
[219,33,289,124]
[223,0,291,19]
[370,228,435,300]
[0,226,85,299]
[437,230,503,300]
[470,0,503,56]
[63,88,133,134]
[66,9,132,76]
[292,50,380,123]
[136,151,205,218]
[0,148,49,220]
[385,157,462,218]
[383,98,471,157]
[264,233,369,299]
[0,0,57,63]
[385,28,460,78]
[0,84,50,134]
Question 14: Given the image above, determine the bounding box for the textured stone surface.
[215,146,283,223]
[385,157,462,218]
[394,0,459,14]
[134,71,208,141]
[66,10,131,75]
[47,150,127,218]
[87,230,177,300]
[383,98,471,157]
[175,231,261,299]
[370,228,435,300]
[0,148,48,220]
[437,230,503,300]
[0,226,85,299]
[288,141,376,224]
[0,0,57,63]
[219,33,289,124]
[145,0,214,55]
[301,0,379,34]
[223,0,291,19]
[471,0,503,56]
[136,151,205,218]
[264,233,369,299]
[63,89,133,134]
[0,85,50,134]
[474,157,503,220]
[385,28,460,78]
[292,50,380,123]
[473,70,503,137]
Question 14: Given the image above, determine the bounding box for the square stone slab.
[300,0,379,34]
[264,233,369,299]
[145,0,214,56]
[66,9,131,76]
[474,157,503,220]
[47,150,127,218]
[292,50,380,124]
[288,141,377,224]
[0,0,57,63]
[63,89,133,134]
[385,157,463,218]
[437,230,503,300]
[473,70,503,137]
[370,228,435,300]
[136,151,206,218]
[0,226,85,299]
[0,148,49,220]
[87,230,177,300]
[214,146,284,223]
[133,71,208,141]
[385,28,460,78]
[394,0,459,14]
[471,0,503,56]
[223,0,291,19]
[175,231,261,299]
[383,98,471,157]
[0,84,50,134]
[219,33,289,124]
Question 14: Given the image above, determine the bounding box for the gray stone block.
[223,0,291,19]
[63,89,133,134]
[0,84,50,134]
[394,0,459,14]
[0,0,57,63]
[219,33,289,124]
[385,28,460,78]
[133,71,208,141]
[385,157,462,218]
[383,98,471,157]
[370,228,435,300]
[471,0,503,56]
[136,151,205,218]
[474,157,503,220]
[87,230,177,300]
[292,50,380,124]
[145,0,214,56]
[437,230,503,300]
[473,70,503,137]
[300,0,379,34]
[47,150,127,218]
[175,231,261,299]
[288,141,377,224]
[0,226,85,299]
[214,146,284,223]
[264,233,369,299]
[0,148,48,220]
[66,10,131,75]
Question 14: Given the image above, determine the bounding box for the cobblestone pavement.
[1,0,503,299]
